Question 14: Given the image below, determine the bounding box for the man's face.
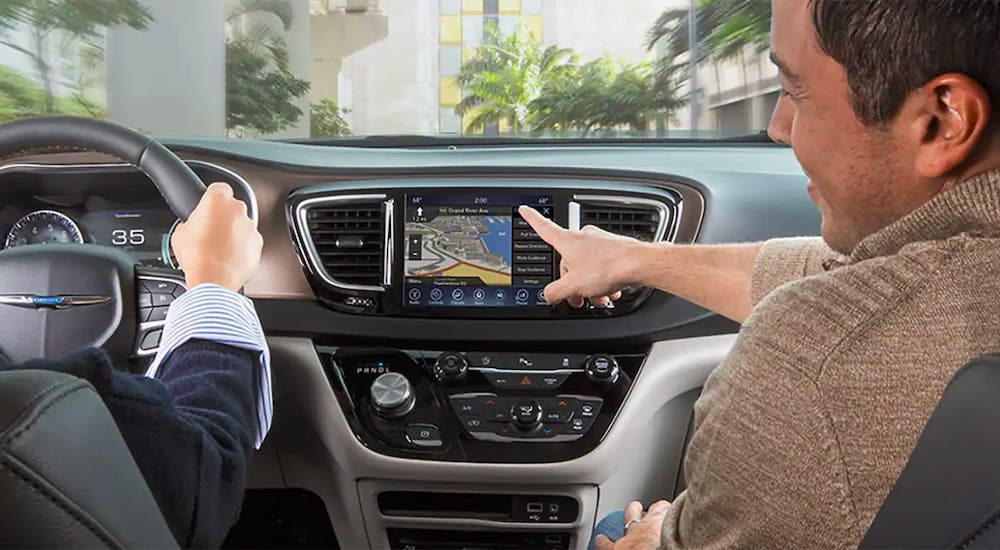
[767,0,924,254]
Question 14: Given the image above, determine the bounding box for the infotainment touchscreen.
[403,191,554,307]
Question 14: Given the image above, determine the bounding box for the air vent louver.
[578,200,666,242]
[305,201,386,288]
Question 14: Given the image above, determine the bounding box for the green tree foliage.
[0,64,101,122]
[456,23,576,133]
[226,42,309,136]
[531,58,684,136]
[0,0,151,113]
[646,0,770,132]
[456,24,684,136]
[225,0,310,137]
[310,99,351,137]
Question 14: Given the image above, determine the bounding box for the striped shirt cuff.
[145,283,272,449]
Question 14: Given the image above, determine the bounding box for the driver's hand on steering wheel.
[170,182,263,291]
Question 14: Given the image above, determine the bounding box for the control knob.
[433,352,469,383]
[584,355,620,387]
[370,372,415,419]
[511,399,543,430]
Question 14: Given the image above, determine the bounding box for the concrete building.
[670,46,778,138]
[324,0,434,136]
[106,0,227,136]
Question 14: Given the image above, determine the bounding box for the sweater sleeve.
[660,295,856,549]
[750,237,840,306]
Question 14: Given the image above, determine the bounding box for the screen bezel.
[386,187,579,319]
[401,190,555,311]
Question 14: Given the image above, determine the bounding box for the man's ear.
[908,73,991,178]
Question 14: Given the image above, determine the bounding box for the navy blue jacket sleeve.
[7,340,258,549]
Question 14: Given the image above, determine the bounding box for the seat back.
[860,355,1000,549]
[0,370,178,549]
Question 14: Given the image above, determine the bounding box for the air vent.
[572,195,674,242]
[297,196,392,291]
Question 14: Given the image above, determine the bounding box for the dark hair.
[810,0,1000,125]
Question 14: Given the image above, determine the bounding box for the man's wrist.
[618,240,659,288]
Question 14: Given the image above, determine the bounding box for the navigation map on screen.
[406,206,512,285]
[404,192,553,307]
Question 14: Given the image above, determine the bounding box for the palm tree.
[455,23,575,133]
[225,0,310,136]
[646,0,769,60]
[529,56,685,138]
[529,58,611,135]
[226,0,294,71]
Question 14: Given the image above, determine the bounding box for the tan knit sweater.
[661,169,1000,549]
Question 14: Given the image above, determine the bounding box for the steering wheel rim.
[0,115,205,220]
[0,116,206,363]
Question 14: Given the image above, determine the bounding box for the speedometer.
[4,210,84,249]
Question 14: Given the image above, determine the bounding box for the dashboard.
[0,161,256,268]
[0,140,817,550]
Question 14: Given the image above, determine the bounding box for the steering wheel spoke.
[0,116,204,363]
[134,267,187,357]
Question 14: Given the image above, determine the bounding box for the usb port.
[527,502,543,513]
[545,534,563,544]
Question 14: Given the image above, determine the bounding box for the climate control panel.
[322,347,645,463]
[449,393,603,442]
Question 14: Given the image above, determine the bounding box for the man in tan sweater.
[520,0,1000,548]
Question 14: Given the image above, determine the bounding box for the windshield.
[0,0,773,141]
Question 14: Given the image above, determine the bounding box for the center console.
[323,346,645,463]
[320,345,641,546]
[283,177,702,548]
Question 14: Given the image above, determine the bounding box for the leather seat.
[0,370,178,549]
[860,355,1000,549]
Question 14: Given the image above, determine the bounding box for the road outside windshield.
[0,0,773,140]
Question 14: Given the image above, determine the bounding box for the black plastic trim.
[253,297,738,350]
[282,132,782,148]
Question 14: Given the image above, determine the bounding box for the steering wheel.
[0,116,206,363]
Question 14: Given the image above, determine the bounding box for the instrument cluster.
[0,161,255,269]
[3,204,180,268]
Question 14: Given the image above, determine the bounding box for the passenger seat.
[860,355,1000,548]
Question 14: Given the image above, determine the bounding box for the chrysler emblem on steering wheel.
[0,295,111,309]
